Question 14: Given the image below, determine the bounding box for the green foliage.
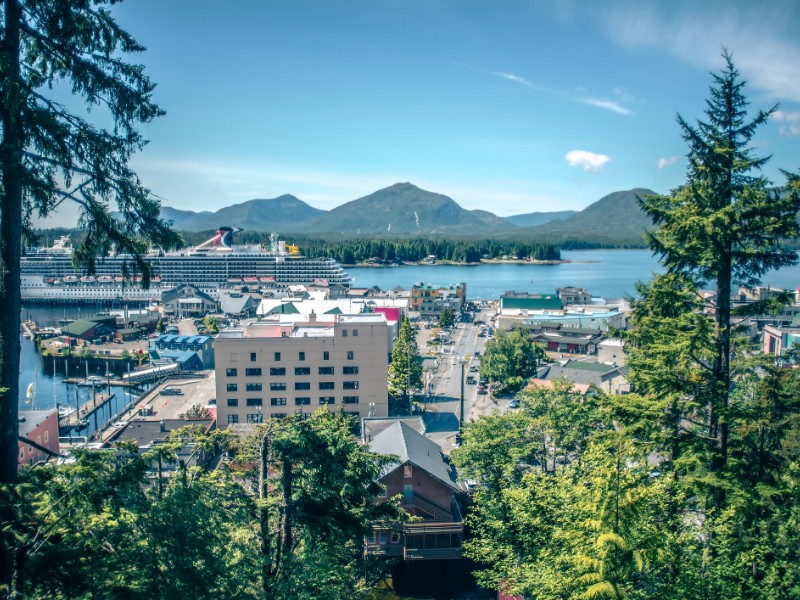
[388,316,423,407]
[203,315,220,334]
[2,411,398,598]
[479,328,544,391]
[438,305,456,329]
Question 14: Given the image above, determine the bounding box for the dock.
[58,392,116,432]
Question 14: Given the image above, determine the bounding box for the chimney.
[308,310,316,324]
[159,420,166,432]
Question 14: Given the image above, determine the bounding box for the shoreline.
[345,258,580,268]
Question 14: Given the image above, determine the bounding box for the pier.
[58,392,116,434]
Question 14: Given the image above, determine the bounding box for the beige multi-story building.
[214,313,389,426]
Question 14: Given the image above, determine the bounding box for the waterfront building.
[214,313,389,426]
[500,291,562,312]
[18,410,59,468]
[410,283,466,319]
[162,284,219,319]
[151,334,215,369]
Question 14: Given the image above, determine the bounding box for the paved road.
[421,312,508,453]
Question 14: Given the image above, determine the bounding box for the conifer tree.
[388,315,423,412]
[639,50,800,488]
[0,0,181,484]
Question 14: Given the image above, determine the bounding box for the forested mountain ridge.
[139,184,658,246]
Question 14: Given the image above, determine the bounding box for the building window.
[343,381,359,390]
[379,531,387,544]
[227,398,239,407]
[319,381,335,390]
[347,351,354,360]
[246,398,263,406]
[270,367,286,376]
[247,413,264,423]
[299,351,305,361]
[378,486,387,498]
[226,383,238,392]
[44,430,49,443]
[245,368,262,376]
[227,414,239,424]
[250,352,257,362]
[274,352,281,361]
[323,351,330,361]
[319,396,335,405]
[342,329,348,337]
[272,413,287,418]
[343,366,359,375]
[404,465,413,478]
[226,368,238,376]
[353,329,358,337]
[295,367,310,376]
[343,396,359,404]
[318,366,334,375]
[295,397,311,405]
[271,397,287,406]
[246,383,262,392]
[270,382,287,391]
[295,382,311,390]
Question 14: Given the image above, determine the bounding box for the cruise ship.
[21,228,352,303]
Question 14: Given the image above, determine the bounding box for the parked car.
[160,386,183,396]
[509,399,520,409]
[477,385,487,394]
[466,375,476,384]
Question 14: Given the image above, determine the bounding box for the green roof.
[60,319,97,336]
[502,297,562,310]
[562,360,613,372]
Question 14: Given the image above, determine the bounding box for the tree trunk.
[260,430,273,596]
[0,0,24,486]
[713,254,731,476]
[281,456,293,563]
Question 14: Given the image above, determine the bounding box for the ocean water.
[348,249,800,300]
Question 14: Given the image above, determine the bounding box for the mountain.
[522,188,657,246]
[505,210,578,228]
[305,182,516,235]
[157,195,325,232]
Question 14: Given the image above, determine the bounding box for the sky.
[37,0,800,226]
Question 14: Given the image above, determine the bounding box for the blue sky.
[41,0,800,225]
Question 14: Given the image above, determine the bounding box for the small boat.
[25,382,34,404]
[97,276,114,284]
[74,419,89,430]
[77,376,107,388]
[63,276,79,284]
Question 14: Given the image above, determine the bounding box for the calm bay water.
[348,249,800,300]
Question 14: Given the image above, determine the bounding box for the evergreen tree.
[639,50,800,491]
[0,0,181,484]
[438,305,456,329]
[387,316,423,412]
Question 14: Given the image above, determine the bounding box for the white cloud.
[582,98,632,115]
[601,4,800,103]
[565,150,611,173]
[773,110,800,136]
[657,156,679,169]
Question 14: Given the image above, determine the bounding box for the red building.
[18,410,60,468]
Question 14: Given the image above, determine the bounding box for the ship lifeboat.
[243,276,259,283]
[98,276,114,284]
[45,278,55,284]
[259,277,275,283]
[114,276,124,282]
[63,276,79,284]
[152,276,161,283]
[80,276,96,283]
[227,277,243,283]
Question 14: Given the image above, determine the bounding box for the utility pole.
[459,359,465,425]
